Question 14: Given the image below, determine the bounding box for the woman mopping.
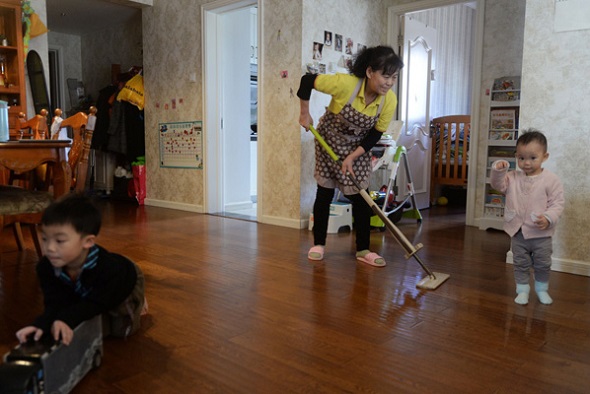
[298,45,403,267]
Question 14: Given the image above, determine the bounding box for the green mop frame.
[309,125,449,290]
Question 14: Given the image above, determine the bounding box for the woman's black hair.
[348,45,404,78]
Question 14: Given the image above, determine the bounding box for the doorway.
[202,0,259,221]
[48,46,66,116]
[389,0,482,225]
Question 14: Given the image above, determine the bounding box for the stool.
[308,202,352,233]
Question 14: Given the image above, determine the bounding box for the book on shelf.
[491,76,521,102]
[488,147,516,159]
[490,108,516,130]
[485,187,505,207]
[489,130,516,140]
[492,76,521,91]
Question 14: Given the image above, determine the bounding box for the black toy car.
[0,315,103,394]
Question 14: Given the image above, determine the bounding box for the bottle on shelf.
[0,55,8,87]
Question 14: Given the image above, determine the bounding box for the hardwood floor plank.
[1,201,589,393]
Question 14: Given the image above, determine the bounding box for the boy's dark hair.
[349,45,404,78]
[517,128,548,152]
[42,194,101,236]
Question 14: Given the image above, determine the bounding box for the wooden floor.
[1,200,589,393]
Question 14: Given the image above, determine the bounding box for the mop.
[309,125,449,290]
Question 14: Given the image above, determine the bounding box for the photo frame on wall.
[313,42,323,60]
[335,34,342,52]
[345,37,353,55]
[324,31,332,46]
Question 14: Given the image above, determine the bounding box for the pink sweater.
[490,161,564,239]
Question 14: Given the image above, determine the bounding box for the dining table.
[0,140,72,198]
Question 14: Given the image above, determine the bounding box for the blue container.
[0,100,9,141]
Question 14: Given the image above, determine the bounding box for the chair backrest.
[18,109,48,139]
[74,107,97,193]
[50,108,64,139]
[51,106,97,191]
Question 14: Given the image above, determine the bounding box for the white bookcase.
[479,76,521,231]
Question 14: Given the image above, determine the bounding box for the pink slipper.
[356,251,386,267]
[308,245,324,261]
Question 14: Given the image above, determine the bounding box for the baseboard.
[506,250,590,277]
[144,198,203,213]
[224,201,253,211]
[255,214,306,229]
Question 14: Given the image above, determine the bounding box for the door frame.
[388,0,485,227]
[202,0,260,216]
[48,45,66,115]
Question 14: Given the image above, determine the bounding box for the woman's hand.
[341,155,356,177]
[299,113,313,131]
[299,100,313,131]
[52,320,74,345]
[341,147,367,178]
[16,326,43,343]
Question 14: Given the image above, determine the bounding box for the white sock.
[515,283,530,305]
[535,281,553,305]
[515,292,529,305]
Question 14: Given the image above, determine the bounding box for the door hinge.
[397,34,403,47]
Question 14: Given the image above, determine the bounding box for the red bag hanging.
[132,165,146,205]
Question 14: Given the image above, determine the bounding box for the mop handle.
[309,125,340,163]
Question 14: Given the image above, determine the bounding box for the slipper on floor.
[356,251,386,267]
[308,245,324,261]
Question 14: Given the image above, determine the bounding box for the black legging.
[312,185,373,251]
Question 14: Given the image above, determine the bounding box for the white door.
[397,16,437,209]
[203,1,257,218]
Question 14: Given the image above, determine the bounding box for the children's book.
[490,109,516,130]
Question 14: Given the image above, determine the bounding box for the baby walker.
[369,135,422,228]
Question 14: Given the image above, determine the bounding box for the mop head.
[416,272,450,290]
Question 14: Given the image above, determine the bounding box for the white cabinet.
[479,76,521,231]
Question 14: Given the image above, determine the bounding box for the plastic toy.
[0,315,103,394]
[370,137,422,226]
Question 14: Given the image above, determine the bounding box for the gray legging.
[511,229,553,284]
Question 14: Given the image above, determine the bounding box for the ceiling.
[46,0,141,35]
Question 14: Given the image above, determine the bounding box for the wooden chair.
[55,106,97,192]
[0,186,53,256]
[1,107,97,257]
[50,108,65,139]
[17,108,49,140]
[8,109,50,188]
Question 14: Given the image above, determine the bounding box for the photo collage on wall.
[309,30,365,75]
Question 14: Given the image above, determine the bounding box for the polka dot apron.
[314,79,383,195]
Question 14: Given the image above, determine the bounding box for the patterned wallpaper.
[142,0,203,209]
[141,0,392,225]
[520,0,590,270]
[474,0,525,225]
